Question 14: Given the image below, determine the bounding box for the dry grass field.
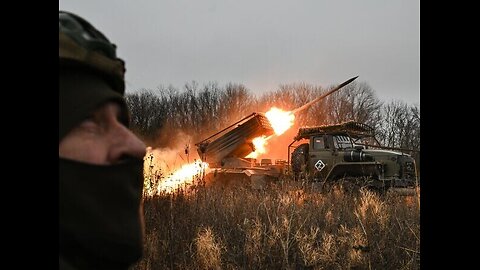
[131,176,420,270]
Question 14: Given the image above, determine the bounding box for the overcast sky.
[59,0,419,105]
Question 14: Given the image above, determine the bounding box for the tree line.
[125,80,420,159]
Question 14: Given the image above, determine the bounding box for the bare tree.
[127,82,257,146]
[325,81,383,128]
[377,100,420,151]
[217,83,256,128]
[126,90,167,141]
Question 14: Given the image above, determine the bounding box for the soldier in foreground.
[59,11,147,269]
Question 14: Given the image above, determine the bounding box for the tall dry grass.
[132,180,420,270]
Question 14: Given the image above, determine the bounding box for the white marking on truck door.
[315,159,325,171]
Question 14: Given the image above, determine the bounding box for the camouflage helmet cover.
[59,11,129,141]
[59,10,125,93]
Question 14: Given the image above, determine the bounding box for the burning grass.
[132,175,419,270]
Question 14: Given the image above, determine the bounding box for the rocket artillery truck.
[195,76,418,191]
[288,121,418,191]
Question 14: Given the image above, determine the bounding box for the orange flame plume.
[246,107,295,157]
[158,160,210,194]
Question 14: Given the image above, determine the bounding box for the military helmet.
[59,11,129,141]
[59,10,125,93]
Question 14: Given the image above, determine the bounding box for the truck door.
[310,135,334,180]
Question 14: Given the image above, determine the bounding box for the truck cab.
[289,121,417,190]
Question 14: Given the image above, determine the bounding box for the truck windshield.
[334,135,353,149]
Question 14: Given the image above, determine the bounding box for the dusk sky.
[59,0,420,105]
